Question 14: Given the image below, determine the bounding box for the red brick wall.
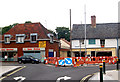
[2,41,59,57]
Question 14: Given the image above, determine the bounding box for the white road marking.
[14,76,26,82]
[56,76,71,82]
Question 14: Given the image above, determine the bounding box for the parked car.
[18,55,41,64]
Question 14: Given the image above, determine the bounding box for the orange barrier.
[44,56,118,67]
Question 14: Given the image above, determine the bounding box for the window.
[4,35,11,43]
[16,34,25,43]
[100,39,105,47]
[50,35,53,43]
[30,33,37,43]
[89,39,96,44]
[47,33,54,43]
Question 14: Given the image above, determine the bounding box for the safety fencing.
[44,56,118,67]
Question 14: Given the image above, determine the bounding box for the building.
[60,38,70,57]
[0,23,59,62]
[71,23,120,58]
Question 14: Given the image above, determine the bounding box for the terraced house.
[0,22,59,62]
[71,23,120,59]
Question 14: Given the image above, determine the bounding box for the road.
[1,62,119,82]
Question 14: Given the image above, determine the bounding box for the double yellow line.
[0,66,26,80]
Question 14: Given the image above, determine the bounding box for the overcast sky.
[0,0,120,31]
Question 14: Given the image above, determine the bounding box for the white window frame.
[16,34,25,43]
[30,33,37,43]
[4,35,11,44]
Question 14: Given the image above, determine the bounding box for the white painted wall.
[72,39,117,49]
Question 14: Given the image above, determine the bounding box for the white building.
[71,23,120,58]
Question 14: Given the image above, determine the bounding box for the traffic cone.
[55,61,58,67]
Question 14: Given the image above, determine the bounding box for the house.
[71,23,120,58]
[60,38,70,57]
[0,22,59,62]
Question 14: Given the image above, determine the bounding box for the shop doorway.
[96,51,112,57]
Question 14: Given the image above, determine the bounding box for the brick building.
[0,22,59,62]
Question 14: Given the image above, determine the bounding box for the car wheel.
[36,62,39,64]
[18,60,22,64]
[32,61,35,64]
[23,62,26,64]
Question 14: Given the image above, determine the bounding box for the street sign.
[65,58,72,65]
[58,60,65,66]
[39,41,46,48]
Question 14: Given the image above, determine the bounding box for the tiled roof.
[72,23,120,39]
[2,22,57,40]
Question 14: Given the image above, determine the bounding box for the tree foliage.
[2,23,18,35]
[55,27,70,41]
[25,21,32,23]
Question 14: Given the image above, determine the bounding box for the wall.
[72,39,117,49]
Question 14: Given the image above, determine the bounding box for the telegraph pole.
[84,5,87,56]
[70,9,72,57]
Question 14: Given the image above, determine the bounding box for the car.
[18,55,41,64]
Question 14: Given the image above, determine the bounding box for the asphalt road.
[1,62,119,82]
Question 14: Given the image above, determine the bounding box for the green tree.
[25,21,32,23]
[55,27,70,41]
[2,23,18,35]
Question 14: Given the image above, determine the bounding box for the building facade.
[0,23,59,62]
[60,38,70,57]
[71,23,120,58]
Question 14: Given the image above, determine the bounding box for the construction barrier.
[44,56,118,67]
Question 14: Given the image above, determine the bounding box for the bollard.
[99,64,103,82]
[117,58,119,70]
[103,59,106,74]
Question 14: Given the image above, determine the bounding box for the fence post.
[103,59,106,74]
[99,64,103,82]
[117,58,119,70]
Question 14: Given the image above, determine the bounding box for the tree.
[55,27,70,41]
[25,21,32,23]
[2,23,18,35]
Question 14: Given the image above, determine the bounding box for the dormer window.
[30,33,37,43]
[16,34,25,43]
[4,35,11,44]
[50,35,53,43]
[47,33,54,43]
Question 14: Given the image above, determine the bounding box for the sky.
[0,0,120,31]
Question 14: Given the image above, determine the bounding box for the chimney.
[91,15,96,28]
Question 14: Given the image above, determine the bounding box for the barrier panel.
[44,56,118,67]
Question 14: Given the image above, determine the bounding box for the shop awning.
[23,47,45,51]
[0,48,18,52]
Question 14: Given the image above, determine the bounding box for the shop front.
[0,48,18,61]
[23,47,45,62]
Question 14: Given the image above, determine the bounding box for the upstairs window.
[50,35,53,43]
[47,33,54,43]
[16,34,25,43]
[100,39,105,47]
[30,33,37,43]
[89,39,96,44]
[4,35,11,43]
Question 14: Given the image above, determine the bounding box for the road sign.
[58,60,65,66]
[65,58,72,65]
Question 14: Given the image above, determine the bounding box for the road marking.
[80,74,92,82]
[0,66,26,81]
[56,76,71,82]
[14,76,26,82]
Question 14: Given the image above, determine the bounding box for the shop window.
[16,34,25,43]
[4,35,11,44]
[30,33,37,43]
[89,39,96,44]
[100,39,105,47]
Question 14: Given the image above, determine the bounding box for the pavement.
[0,65,22,77]
[88,70,120,82]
